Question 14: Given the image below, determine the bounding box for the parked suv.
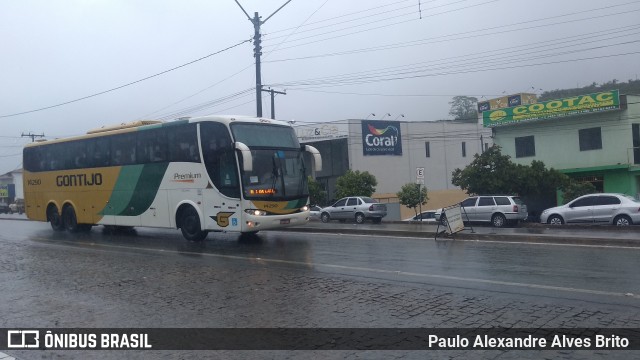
[435,195,528,227]
[541,193,640,226]
[320,196,387,224]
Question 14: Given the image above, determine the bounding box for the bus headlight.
[301,205,309,212]
[245,209,267,216]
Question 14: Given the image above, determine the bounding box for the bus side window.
[72,141,87,169]
[168,124,198,163]
[87,137,110,168]
[111,133,137,166]
[24,147,43,172]
[46,145,59,171]
[137,128,167,163]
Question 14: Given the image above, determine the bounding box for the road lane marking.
[30,236,640,300]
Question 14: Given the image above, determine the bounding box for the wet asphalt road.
[1,218,639,359]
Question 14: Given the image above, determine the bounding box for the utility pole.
[234,0,292,118]
[261,87,286,119]
[21,132,44,142]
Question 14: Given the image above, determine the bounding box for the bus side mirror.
[235,142,253,172]
[304,145,322,172]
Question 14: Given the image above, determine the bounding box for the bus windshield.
[241,149,307,200]
[230,124,307,200]
[231,123,300,148]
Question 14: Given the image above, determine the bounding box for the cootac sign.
[361,120,402,156]
[483,90,621,127]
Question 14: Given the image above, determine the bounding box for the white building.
[0,168,23,204]
[297,119,492,219]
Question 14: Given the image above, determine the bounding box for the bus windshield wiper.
[271,155,286,197]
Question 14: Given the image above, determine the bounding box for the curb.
[280,226,640,247]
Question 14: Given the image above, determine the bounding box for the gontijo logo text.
[56,173,103,187]
[361,120,403,156]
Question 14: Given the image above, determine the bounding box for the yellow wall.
[375,188,469,219]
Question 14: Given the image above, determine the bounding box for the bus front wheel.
[47,205,65,231]
[179,206,208,242]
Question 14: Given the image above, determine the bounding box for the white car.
[403,210,437,222]
[541,193,640,226]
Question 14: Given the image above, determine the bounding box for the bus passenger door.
[200,122,242,232]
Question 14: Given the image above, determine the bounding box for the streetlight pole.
[261,87,286,119]
[21,132,44,142]
[234,0,292,118]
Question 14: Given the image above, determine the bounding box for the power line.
[0,39,251,119]
[272,51,640,89]
[154,88,255,120]
[270,37,637,86]
[263,6,640,61]
[152,39,639,122]
[136,64,256,120]
[141,0,330,121]
[266,0,413,34]
[263,0,502,51]
[264,0,472,41]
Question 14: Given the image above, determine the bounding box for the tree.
[451,145,569,197]
[396,183,429,217]
[561,180,596,204]
[307,176,327,206]
[516,160,569,198]
[335,170,377,199]
[448,95,479,122]
[451,145,520,195]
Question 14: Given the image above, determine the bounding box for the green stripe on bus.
[123,162,169,215]
[99,165,144,216]
[100,163,169,216]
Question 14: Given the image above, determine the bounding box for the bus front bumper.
[242,212,309,232]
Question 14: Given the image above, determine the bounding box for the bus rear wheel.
[47,205,65,231]
[63,205,80,233]
[179,206,208,242]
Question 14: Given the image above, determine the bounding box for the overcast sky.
[1,0,639,174]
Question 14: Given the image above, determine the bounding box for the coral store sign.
[362,120,402,156]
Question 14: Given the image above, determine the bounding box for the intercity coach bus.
[23,115,322,241]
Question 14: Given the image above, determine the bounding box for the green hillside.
[538,79,640,101]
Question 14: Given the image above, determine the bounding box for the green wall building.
[486,91,640,204]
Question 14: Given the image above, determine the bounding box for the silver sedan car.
[541,193,640,226]
[320,196,387,224]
